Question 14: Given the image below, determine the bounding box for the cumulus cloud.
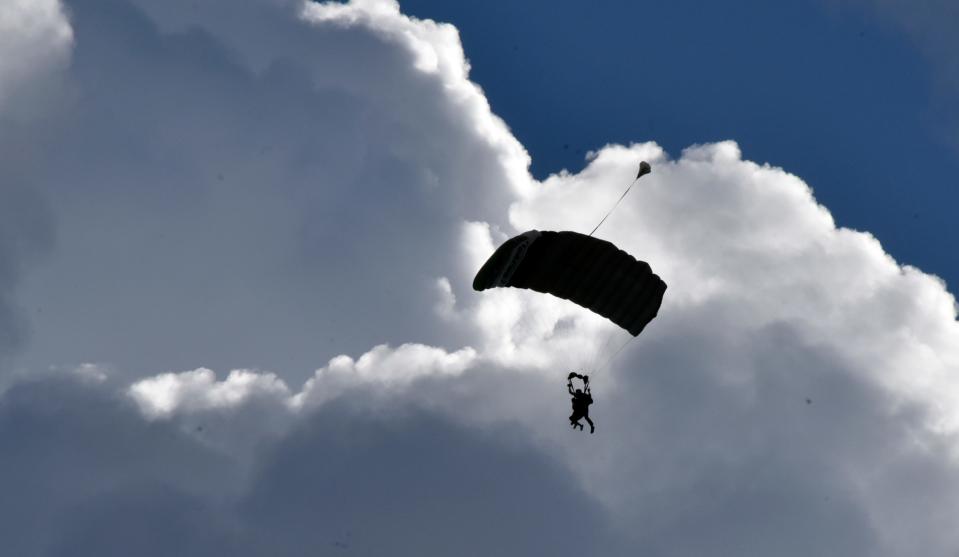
[2,0,959,556]
[4,375,608,557]
[10,0,528,383]
[130,367,292,418]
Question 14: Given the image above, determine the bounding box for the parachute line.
[587,161,652,237]
[588,177,637,237]
[593,334,636,375]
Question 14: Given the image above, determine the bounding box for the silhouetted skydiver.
[568,376,595,433]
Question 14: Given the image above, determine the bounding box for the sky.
[2,0,959,555]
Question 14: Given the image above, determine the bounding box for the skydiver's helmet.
[575,388,582,395]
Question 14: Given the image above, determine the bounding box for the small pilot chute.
[636,160,651,179]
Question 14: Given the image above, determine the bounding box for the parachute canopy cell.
[472,231,666,336]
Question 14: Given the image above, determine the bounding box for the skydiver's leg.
[570,412,583,430]
[584,414,594,433]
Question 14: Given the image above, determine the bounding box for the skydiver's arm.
[568,383,575,395]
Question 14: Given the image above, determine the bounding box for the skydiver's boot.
[570,413,581,430]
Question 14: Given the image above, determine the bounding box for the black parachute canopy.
[472,231,666,336]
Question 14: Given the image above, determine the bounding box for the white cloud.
[2,0,959,555]
[8,0,528,381]
[292,342,478,410]
[490,140,959,552]
[129,367,292,419]
[126,342,477,420]
[507,140,959,424]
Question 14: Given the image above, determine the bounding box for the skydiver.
[568,376,595,433]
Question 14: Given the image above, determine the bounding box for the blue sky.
[3,1,959,555]
[404,0,959,288]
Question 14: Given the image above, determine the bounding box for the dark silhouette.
[567,373,594,433]
[473,229,666,337]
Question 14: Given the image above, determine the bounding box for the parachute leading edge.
[472,230,666,336]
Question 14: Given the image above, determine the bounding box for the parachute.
[472,230,666,336]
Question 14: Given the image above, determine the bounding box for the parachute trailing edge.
[472,230,666,336]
